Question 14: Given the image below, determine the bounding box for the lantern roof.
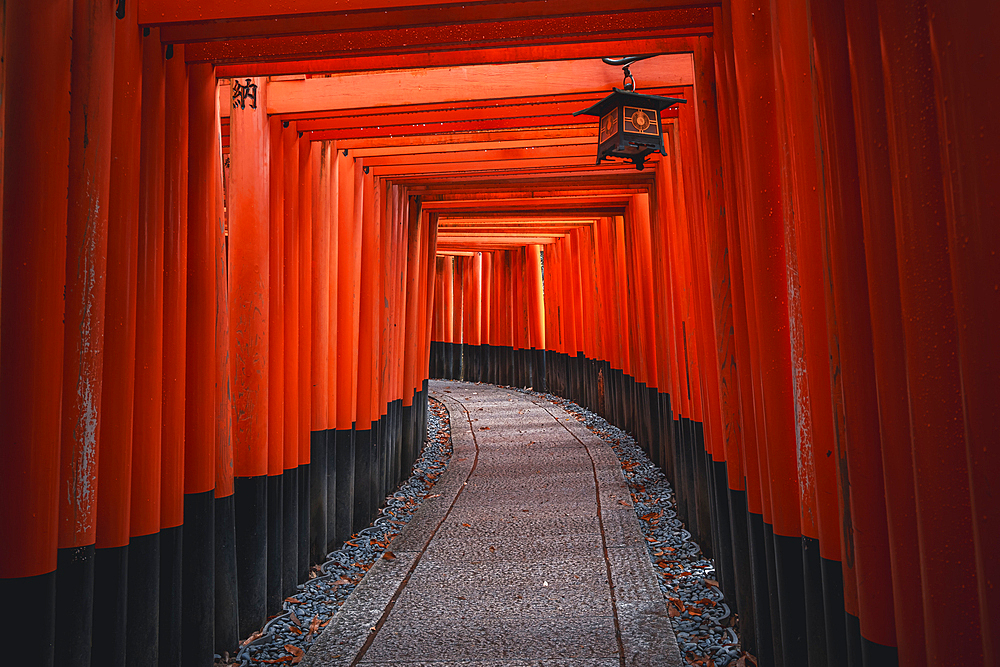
[573,88,687,118]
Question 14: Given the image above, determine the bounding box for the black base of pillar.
[234,475,267,639]
[159,525,183,667]
[92,545,128,667]
[774,532,808,665]
[326,429,338,553]
[125,531,160,664]
[802,536,828,665]
[335,426,356,546]
[748,512,775,666]
[309,430,327,566]
[0,569,57,667]
[266,474,283,616]
[56,544,95,667]
[353,427,373,534]
[214,493,239,656]
[297,465,310,581]
[182,489,215,667]
[846,611,864,667]
[281,469,298,597]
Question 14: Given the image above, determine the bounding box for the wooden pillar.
[309,141,330,565]
[325,142,339,552]
[876,1,981,662]
[926,3,1000,661]
[266,114,285,617]
[159,42,188,667]
[336,150,362,538]
[182,62,219,667]
[295,135,313,582]
[228,74,269,639]
[0,0,73,664]
[127,28,167,664]
[280,121,300,598]
[54,0,116,664]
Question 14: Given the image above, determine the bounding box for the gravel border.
[517,388,744,667]
[222,399,454,667]
[223,387,746,667]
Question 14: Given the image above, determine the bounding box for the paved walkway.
[303,381,682,667]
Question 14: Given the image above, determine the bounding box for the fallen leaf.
[289,611,301,626]
[382,551,396,561]
[285,596,302,604]
[308,615,321,637]
[285,644,305,664]
[704,578,719,588]
[289,626,303,635]
[461,523,471,527]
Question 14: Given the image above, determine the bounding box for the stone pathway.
[303,381,682,667]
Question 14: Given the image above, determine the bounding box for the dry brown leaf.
[461,523,471,527]
[308,615,321,637]
[704,578,720,588]
[284,596,301,604]
[289,611,301,626]
[285,644,305,664]
[288,626,303,635]
[382,551,396,561]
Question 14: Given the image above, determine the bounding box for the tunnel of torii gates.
[0,1,996,666]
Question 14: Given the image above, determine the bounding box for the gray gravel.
[232,399,454,666]
[519,388,743,667]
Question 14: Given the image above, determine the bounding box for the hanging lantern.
[574,56,686,170]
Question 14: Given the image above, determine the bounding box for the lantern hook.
[602,55,654,92]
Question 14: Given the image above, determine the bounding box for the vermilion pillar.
[215,108,237,656]
[266,114,285,616]
[92,6,142,665]
[0,1,72,664]
[228,75,270,639]
[159,43,188,667]
[877,1,982,662]
[730,1,806,661]
[309,141,330,564]
[296,135,313,581]
[281,121,301,597]
[183,62,219,667]
[55,0,116,664]
[355,165,380,529]
[127,28,166,665]
[336,150,362,539]
[926,4,1000,661]
[325,143,340,552]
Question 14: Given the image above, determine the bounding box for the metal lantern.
[574,57,686,170]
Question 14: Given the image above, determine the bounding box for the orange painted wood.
[481,252,494,349]
[877,0,981,658]
[0,0,72,575]
[229,76,270,478]
[145,0,706,27]
[281,121,301,470]
[268,115,286,476]
[336,151,363,429]
[213,36,703,79]
[339,127,597,151]
[184,63,219,494]
[356,167,380,426]
[421,215,439,380]
[927,3,1000,657]
[131,29,167,539]
[97,8,146,532]
[297,136,313,465]
[216,107,235,497]
[265,57,693,115]
[401,198,424,404]
[161,45,189,528]
[310,142,330,432]
[325,142,340,431]
[58,0,116,549]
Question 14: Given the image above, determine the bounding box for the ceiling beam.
[260,56,693,115]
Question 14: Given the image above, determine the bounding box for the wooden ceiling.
[149,0,715,255]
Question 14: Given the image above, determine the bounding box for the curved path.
[303,381,682,667]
